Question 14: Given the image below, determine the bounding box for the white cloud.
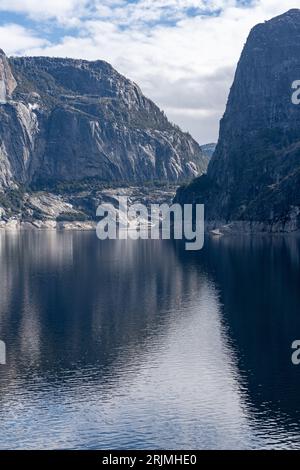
[0,24,48,54]
[1,0,300,142]
[0,0,88,25]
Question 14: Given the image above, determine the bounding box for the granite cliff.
[0,50,206,191]
[176,9,300,232]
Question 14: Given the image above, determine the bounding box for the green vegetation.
[56,211,89,222]
[29,177,181,195]
[0,188,25,215]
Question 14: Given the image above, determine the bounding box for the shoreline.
[1,218,300,235]
[206,221,300,236]
[0,220,97,231]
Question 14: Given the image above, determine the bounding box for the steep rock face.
[0,54,206,189]
[176,9,300,231]
[0,49,17,103]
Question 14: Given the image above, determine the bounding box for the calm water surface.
[0,231,300,449]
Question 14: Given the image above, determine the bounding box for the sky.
[0,0,299,144]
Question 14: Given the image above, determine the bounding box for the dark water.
[0,231,300,449]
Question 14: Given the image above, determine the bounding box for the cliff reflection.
[0,231,250,449]
[173,234,300,447]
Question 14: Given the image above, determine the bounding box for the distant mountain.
[200,143,216,165]
[0,50,206,191]
[176,9,300,232]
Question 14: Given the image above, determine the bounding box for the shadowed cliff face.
[176,9,300,231]
[0,53,206,189]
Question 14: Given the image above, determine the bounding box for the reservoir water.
[0,231,299,449]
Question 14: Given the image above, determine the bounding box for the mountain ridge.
[0,50,207,191]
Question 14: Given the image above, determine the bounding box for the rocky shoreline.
[0,219,96,231]
[0,185,176,231]
[2,217,300,235]
[206,220,300,235]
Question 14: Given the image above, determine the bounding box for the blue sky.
[0,0,297,143]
